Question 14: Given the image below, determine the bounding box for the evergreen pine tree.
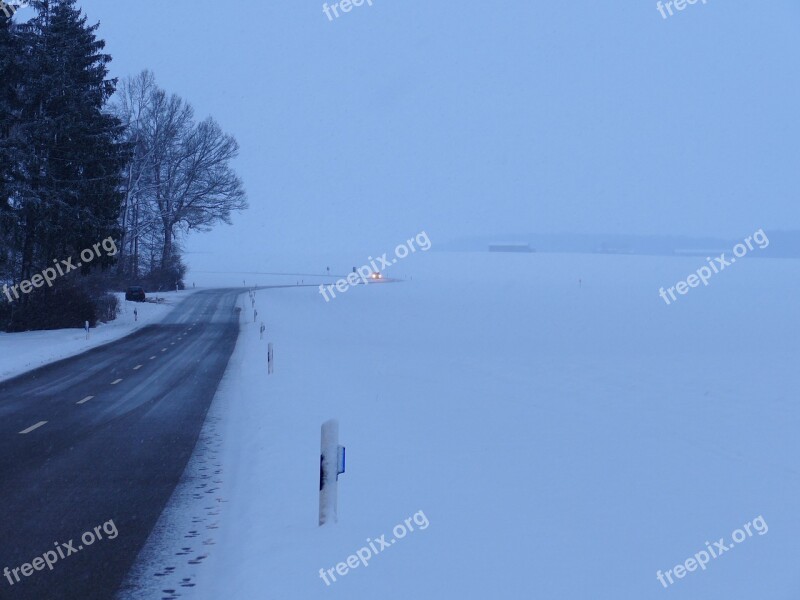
[17,0,124,283]
[0,4,26,288]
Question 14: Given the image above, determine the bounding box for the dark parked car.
[125,286,146,302]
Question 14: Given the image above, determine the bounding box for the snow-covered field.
[0,290,196,382]
[124,251,800,599]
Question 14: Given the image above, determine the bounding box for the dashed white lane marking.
[77,396,94,405]
[19,421,47,434]
[161,348,167,352]
[150,356,156,360]
[170,342,175,345]
[111,378,123,385]
[133,365,142,370]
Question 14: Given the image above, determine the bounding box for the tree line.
[0,0,247,331]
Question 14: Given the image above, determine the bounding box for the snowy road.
[0,289,241,600]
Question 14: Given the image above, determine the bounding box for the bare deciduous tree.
[113,71,247,280]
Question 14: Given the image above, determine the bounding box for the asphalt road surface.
[0,289,242,600]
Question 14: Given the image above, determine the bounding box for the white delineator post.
[319,419,339,526]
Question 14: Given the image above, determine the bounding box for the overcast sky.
[38,0,800,270]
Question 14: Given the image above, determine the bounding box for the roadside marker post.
[319,419,345,526]
[337,446,346,477]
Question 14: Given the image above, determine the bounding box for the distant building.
[673,248,727,256]
[595,242,632,254]
[488,243,534,253]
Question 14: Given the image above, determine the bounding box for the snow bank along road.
[0,289,241,600]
